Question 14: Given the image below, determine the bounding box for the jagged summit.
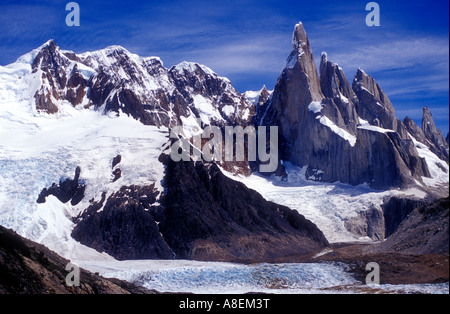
[422,106,446,145]
[403,106,449,162]
[285,22,322,102]
[292,22,309,52]
[9,40,254,128]
[265,22,446,190]
[353,67,396,114]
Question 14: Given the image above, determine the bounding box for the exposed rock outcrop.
[381,195,430,238]
[369,197,449,255]
[0,225,155,294]
[421,106,449,162]
[32,40,90,114]
[344,206,385,241]
[264,22,432,190]
[71,184,173,260]
[36,166,86,206]
[72,159,328,262]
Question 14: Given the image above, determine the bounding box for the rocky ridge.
[261,22,446,190]
[31,40,254,130]
[71,158,329,262]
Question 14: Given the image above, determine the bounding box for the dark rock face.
[265,23,432,190]
[32,40,89,114]
[37,167,86,206]
[159,160,328,261]
[112,154,122,168]
[344,206,385,241]
[421,106,449,162]
[72,159,328,262]
[253,86,273,126]
[404,116,428,145]
[404,111,449,163]
[0,225,155,294]
[72,185,174,260]
[371,197,449,255]
[352,69,401,134]
[382,195,429,238]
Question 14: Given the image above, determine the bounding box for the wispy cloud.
[324,37,449,75]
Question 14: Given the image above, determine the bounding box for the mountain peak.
[422,106,436,130]
[292,21,311,54]
[422,106,448,157]
[353,68,395,115]
[283,22,322,103]
[172,61,216,77]
[39,39,57,50]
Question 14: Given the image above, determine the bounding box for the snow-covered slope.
[0,54,169,259]
[221,163,429,243]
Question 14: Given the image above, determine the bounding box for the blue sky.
[1,0,448,134]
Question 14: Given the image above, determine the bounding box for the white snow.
[308,101,323,114]
[241,107,251,121]
[79,45,174,96]
[179,113,203,138]
[220,162,428,243]
[172,61,231,84]
[409,135,449,187]
[193,94,224,125]
[357,117,395,134]
[244,90,261,106]
[244,86,273,107]
[317,115,357,147]
[339,92,350,104]
[0,75,169,261]
[221,105,235,116]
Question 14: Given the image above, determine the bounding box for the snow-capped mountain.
[0,21,448,266]
[27,39,254,129]
[261,22,448,190]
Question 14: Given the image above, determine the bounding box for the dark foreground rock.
[382,195,430,238]
[72,160,329,262]
[0,225,156,294]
